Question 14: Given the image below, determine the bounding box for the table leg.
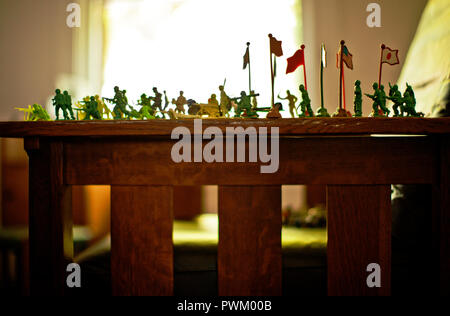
[25,139,73,295]
[111,186,173,295]
[327,185,391,296]
[218,186,282,296]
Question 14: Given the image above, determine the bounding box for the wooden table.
[0,118,449,296]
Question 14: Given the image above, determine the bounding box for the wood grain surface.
[218,186,282,296]
[111,186,173,296]
[1,117,450,137]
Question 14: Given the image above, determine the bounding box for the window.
[102,0,301,113]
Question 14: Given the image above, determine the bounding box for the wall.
[0,0,74,121]
[302,0,428,115]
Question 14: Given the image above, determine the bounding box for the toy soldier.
[278,90,298,118]
[52,89,66,120]
[219,85,231,116]
[95,95,112,119]
[365,83,384,117]
[250,90,258,110]
[16,104,51,121]
[208,94,219,106]
[232,91,259,118]
[62,91,76,120]
[387,83,404,117]
[353,80,363,117]
[150,87,163,113]
[403,84,424,117]
[78,96,101,120]
[175,91,187,114]
[103,86,130,119]
[298,84,314,117]
[266,102,282,119]
[379,85,390,116]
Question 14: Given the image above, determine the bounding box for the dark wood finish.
[306,185,326,207]
[111,186,173,296]
[1,118,450,138]
[64,137,434,185]
[327,185,391,296]
[218,186,282,296]
[25,139,73,295]
[173,186,202,220]
[439,136,450,295]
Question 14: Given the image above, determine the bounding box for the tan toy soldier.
[219,85,231,117]
[175,91,187,114]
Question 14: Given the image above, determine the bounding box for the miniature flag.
[338,45,353,70]
[321,44,327,68]
[286,48,305,74]
[381,46,399,65]
[270,35,283,57]
[243,46,250,69]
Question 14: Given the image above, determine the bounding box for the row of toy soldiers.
[362,82,423,117]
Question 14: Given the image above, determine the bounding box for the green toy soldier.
[298,84,314,117]
[103,86,130,119]
[387,83,404,117]
[16,104,51,121]
[379,85,390,116]
[63,91,76,120]
[232,91,259,118]
[138,94,155,119]
[366,83,388,117]
[278,90,298,118]
[353,80,363,117]
[77,96,101,120]
[403,83,424,117]
[52,89,68,120]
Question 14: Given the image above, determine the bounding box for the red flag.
[381,45,399,65]
[286,48,305,74]
[269,34,283,57]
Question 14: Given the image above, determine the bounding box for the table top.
[0,118,449,138]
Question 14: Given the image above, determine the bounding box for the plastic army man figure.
[151,87,163,113]
[387,83,404,117]
[16,104,51,121]
[78,96,102,120]
[403,83,424,117]
[63,91,76,120]
[208,94,219,107]
[175,91,187,114]
[250,90,258,110]
[278,90,298,118]
[53,89,70,120]
[103,86,130,119]
[379,85,390,116]
[233,91,259,118]
[298,84,314,117]
[219,85,231,116]
[95,95,112,119]
[366,83,388,117]
[353,80,363,117]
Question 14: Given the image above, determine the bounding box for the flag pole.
[320,44,325,110]
[342,68,346,110]
[269,34,275,107]
[378,44,385,87]
[247,42,252,95]
[301,45,307,91]
[339,40,344,111]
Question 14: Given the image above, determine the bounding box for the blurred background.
[0,0,434,294]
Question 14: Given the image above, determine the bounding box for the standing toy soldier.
[387,83,404,117]
[298,84,314,117]
[353,80,363,117]
[53,89,67,120]
[63,91,76,120]
[137,94,155,120]
[219,85,231,116]
[278,90,298,118]
[175,91,187,114]
[150,87,162,112]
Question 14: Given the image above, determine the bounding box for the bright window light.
[102,0,301,114]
